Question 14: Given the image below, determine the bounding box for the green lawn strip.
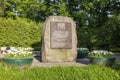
[0,63,120,80]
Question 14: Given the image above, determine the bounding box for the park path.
[30,51,120,67]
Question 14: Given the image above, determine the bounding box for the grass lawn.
[0,62,120,80]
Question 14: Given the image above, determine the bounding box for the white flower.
[89,50,114,57]
[27,52,32,54]
[2,47,33,58]
[2,51,5,54]
[77,48,88,50]
[1,47,6,51]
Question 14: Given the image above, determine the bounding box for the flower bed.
[89,50,114,58]
[77,48,89,58]
[1,47,33,58]
[88,50,116,66]
[0,47,33,68]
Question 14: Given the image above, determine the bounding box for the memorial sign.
[41,16,77,62]
[50,22,72,48]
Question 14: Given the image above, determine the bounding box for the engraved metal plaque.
[50,22,72,48]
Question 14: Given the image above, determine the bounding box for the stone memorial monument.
[41,16,77,62]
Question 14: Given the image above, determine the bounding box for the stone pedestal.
[41,16,77,62]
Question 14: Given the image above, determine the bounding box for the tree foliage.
[0,0,120,51]
[1,0,69,21]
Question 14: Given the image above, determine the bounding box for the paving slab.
[30,51,120,67]
[30,56,88,68]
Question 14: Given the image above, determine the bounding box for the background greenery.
[0,18,42,50]
[0,63,120,80]
[77,15,120,51]
[0,0,119,51]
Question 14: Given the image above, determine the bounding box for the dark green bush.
[0,17,42,50]
[77,15,120,52]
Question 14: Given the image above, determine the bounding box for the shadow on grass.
[112,62,120,71]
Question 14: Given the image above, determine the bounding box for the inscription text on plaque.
[50,22,72,48]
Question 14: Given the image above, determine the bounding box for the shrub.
[0,17,42,50]
[77,26,120,52]
[77,15,120,52]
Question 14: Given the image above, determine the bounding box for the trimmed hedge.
[0,17,42,50]
[0,63,120,80]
